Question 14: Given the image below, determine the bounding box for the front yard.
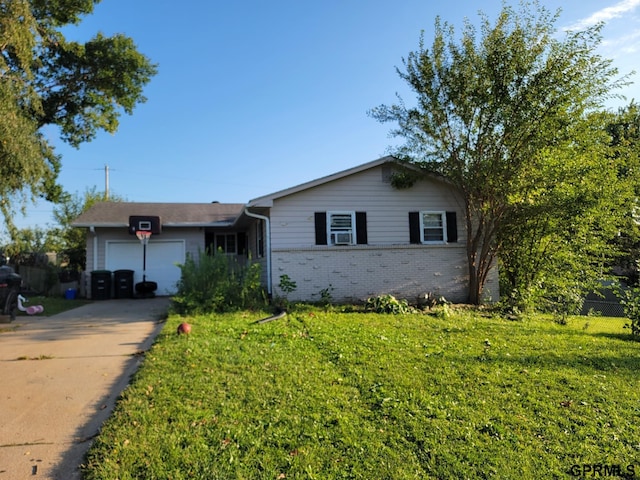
[83,307,640,479]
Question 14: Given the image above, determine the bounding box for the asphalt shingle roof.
[72,202,245,227]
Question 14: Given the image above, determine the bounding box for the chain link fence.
[581,283,626,317]
[581,285,631,334]
[581,299,625,317]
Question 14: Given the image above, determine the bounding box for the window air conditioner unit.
[333,232,352,245]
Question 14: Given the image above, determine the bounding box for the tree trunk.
[467,262,483,305]
[465,201,486,305]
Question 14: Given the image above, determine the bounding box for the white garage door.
[106,240,185,295]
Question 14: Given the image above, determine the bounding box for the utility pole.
[105,164,110,200]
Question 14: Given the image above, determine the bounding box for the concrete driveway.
[0,297,171,480]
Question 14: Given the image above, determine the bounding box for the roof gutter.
[243,208,271,296]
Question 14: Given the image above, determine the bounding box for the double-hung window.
[421,212,446,243]
[409,211,457,244]
[328,212,355,245]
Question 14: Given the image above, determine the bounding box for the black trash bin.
[113,269,134,299]
[91,270,112,300]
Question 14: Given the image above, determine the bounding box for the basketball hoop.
[136,230,152,245]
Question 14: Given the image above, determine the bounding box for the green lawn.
[83,308,640,479]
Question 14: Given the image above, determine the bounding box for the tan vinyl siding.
[269,165,465,249]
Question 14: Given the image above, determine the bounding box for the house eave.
[71,222,127,228]
[71,221,238,229]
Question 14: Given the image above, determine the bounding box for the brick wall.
[272,245,499,304]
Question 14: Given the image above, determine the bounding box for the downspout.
[89,226,98,272]
[243,208,272,296]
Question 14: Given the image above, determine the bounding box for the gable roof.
[247,156,401,207]
[72,202,245,228]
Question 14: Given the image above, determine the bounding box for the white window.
[328,212,355,245]
[421,212,446,243]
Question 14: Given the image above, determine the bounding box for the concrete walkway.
[0,297,171,480]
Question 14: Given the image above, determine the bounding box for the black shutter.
[446,211,458,243]
[356,212,367,245]
[315,212,327,245]
[409,212,421,244]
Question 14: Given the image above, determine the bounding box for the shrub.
[416,292,448,310]
[172,250,266,315]
[615,283,640,336]
[278,274,297,295]
[432,302,452,320]
[498,282,586,323]
[273,274,298,310]
[317,284,334,308]
[365,294,413,314]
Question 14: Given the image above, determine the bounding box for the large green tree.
[52,186,125,272]
[370,1,629,304]
[0,0,156,234]
[498,112,633,313]
[1,225,60,266]
[605,102,640,285]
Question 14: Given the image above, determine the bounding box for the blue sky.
[9,0,640,232]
